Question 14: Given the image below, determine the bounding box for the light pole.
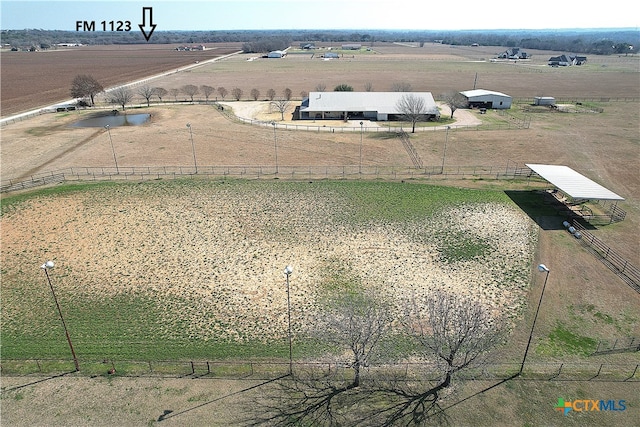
[284,265,293,375]
[186,123,198,174]
[272,122,279,174]
[359,121,363,174]
[441,126,450,174]
[40,261,80,372]
[520,263,550,375]
[104,125,119,174]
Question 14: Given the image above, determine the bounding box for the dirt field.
[0,43,241,116]
[139,43,640,103]
[1,42,638,427]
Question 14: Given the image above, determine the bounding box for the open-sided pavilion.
[526,164,626,223]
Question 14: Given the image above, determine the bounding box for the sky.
[1,0,638,32]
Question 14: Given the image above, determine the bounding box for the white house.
[298,92,439,121]
[459,89,512,109]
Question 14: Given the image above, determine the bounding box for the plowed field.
[0,43,241,116]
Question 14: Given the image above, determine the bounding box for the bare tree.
[200,85,215,103]
[70,74,103,106]
[269,98,291,121]
[396,93,427,133]
[283,87,292,101]
[153,87,168,103]
[169,88,180,102]
[181,84,199,102]
[250,88,260,101]
[108,87,133,111]
[357,290,505,425]
[441,91,468,118]
[231,87,243,101]
[217,86,228,100]
[249,289,504,426]
[315,83,327,92]
[316,289,392,388]
[266,88,276,101]
[391,81,412,92]
[405,289,504,389]
[364,82,374,92]
[299,90,308,99]
[137,85,155,107]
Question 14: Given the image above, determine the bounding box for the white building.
[298,92,439,121]
[268,50,286,58]
[459,89,512,109]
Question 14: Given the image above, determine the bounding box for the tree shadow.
[245,369,457,427]
[243,369,360,426]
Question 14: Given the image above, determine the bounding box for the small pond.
[71,113,151,128]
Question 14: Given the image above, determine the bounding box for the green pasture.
[1,179,515,364]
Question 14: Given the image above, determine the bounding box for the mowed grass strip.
[1,179,532,362]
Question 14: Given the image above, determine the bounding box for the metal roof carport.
[526,164,624,201]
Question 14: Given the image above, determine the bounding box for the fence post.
[190,361,195,375]
[625,365,639,381]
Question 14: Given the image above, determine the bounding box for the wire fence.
[1,358,638,382]
[0,164,537,193]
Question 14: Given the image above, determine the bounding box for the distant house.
[497,47,529,59]
[300,43,316,50]
[298,92,439,121]
[341,44,362,50]
[323,52,339,59]
[459,89,512,109]
[548,54,571,66]
[573,55,587,65]
[268,50,286,58]
[548,54,587,66]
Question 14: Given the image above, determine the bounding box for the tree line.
[71,75,468,129]
[5,28,638,55]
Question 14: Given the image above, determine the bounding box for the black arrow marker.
[139,7,156,42]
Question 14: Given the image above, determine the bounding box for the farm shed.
[460,89,512,109]
[268,50,286,58]
[298,92,439,121]
[534,97,555,106]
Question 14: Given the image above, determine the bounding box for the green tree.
[334,84,353,92]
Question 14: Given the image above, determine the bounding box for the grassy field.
[1,179,536,362]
